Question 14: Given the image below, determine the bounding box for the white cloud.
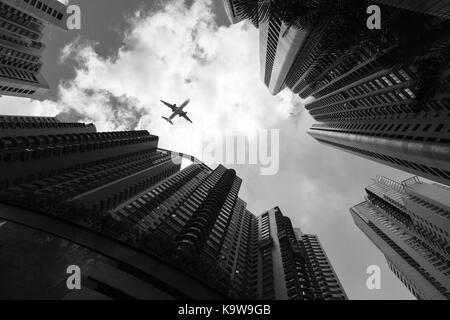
[20,0,294,160]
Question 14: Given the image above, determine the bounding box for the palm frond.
[234,0,260,27]
[234,0,324,30]
[258,0,273,24]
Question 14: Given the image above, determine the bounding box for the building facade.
[223,0,307,95]
[0,0,67,99]
[254,207,313,300]
[0,116,227,299]
[254,207,347,300]
[285,3,450,187]
[294,5,450,186]
[298,232,348,300]
[256,7,309,96]
[351,175,450,300]
[305,22,450,185]
[0,115,346,300]
[223,1,450,186]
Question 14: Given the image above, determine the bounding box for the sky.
[0,0,416,300]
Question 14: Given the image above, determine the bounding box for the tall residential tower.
[351,175,450,300]
[224,1,450,186]
[0,115,346,300]
[0,0,67,99]
[253,207,347,300]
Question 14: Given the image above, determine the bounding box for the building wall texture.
[0,0,67,99]
[0,115,346,300]
[351,175,450,299]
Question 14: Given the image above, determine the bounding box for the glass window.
[382,76,393,86]
[390,73,402,84]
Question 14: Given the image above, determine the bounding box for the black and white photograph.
[0,0,449,308]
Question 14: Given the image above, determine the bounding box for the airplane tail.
[162,116,173,125]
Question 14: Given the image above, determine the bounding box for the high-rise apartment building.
[0,115,346,300]
[298,231,348,300]
[3,0,67,28]
[0,115,213,299]
[351,175,450,300]
[304,13,450,185]
[254,208,347,300]
[224,1,450,186]
[258,14,307,95]
[222,0,307,95]
[0,0,67,99]
[254,207,313,300]
[290,5,450,186]
[286,4,450,186]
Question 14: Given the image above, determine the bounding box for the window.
[375,79,385,89]
[382,76,393,86]
[390,73,402,84]
[435,124,444,132]
[405,88,416,98]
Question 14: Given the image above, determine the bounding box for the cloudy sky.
[0,0,416,299]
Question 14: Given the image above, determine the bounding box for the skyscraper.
[255,208,347,300]
[0,115,346,300]
[298,231,348,300]
[0,0,67,99]
[258,14,307,95]
[285,5,450,186]
[0,115,213,299]
[351,175,450,300]
[222,0,307,95]
[224,1,450,186]
[254,207,312,300]
[304,13,450,185]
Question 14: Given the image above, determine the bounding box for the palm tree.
[410,25,450,113]
[232,0,325,30]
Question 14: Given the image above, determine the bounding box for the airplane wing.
[160,100,177,111]
[181,113,192,123]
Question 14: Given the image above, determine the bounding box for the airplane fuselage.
[161,99,192,124]
[178,99,190,111]
[169,99,190,119]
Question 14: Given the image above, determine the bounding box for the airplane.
[160,99,192,125]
